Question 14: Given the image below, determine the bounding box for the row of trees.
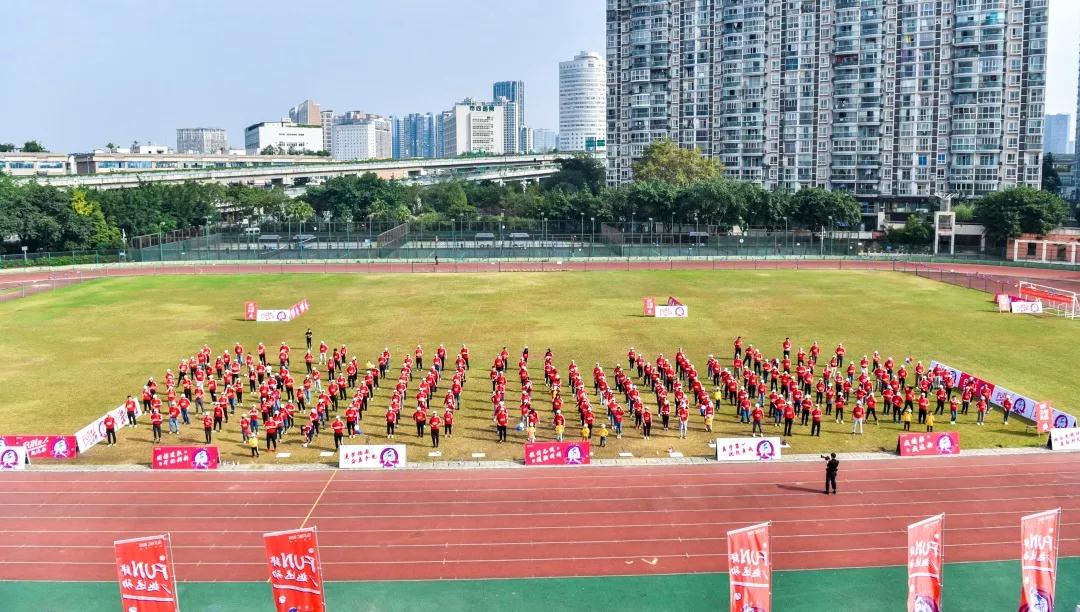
[0,141,47,153]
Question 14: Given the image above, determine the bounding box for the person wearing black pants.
[106,428,117,445]
[204,425,212,444]
[497,424,507,442]
[823,453,839,494]
[810,420,821,437]
[783,416,794,437]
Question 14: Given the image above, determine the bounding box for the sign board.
[1011,301,1044,314]
[1049,427,1080,451]
[643,297,656,317]
[897,432,960,456]
[151,446,220,470]
[1036,403,1053,434]
[0,435,77,459]
[0,446,29,471]
[245,301,258,321]
[715,437,782,462]
[76,403,140,453]
[727,522,771,612]
[114,534,180,611]
[930,360,1077,429]
[523,441,591,465]
[654,305,688,318]
[907,515,945,612]
[263,527,326,612]
[256,309,291,322]
[338,444,407,469]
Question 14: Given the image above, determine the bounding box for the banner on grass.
[654,305,688,318]
[75,403,140,453]
[643,297,656,316]
[256,309,291,322]
[897,432,959,457]
[1010,301,1044,314]
[908,514,945,612]
[1036,403,1053,434]
[524,441,591,465]
[338,444,406,469]
[715,437,782,462]
[0,435,77,459]
[1049,427,1080,451]
[1019,508,1061,612]
[264,527,326,612]
[114,534,179,611]
[151,446,219,470]
[727,521,771,612]
[930,360,1077,429]
[289,298,310,320]
[245,301,258,321]
[0,446,28,471]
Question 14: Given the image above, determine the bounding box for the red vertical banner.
[114,534,180,611]
[727,521,771,612]
[264,527,326,612]
[1019,508,1061,612]
[1036,402,1053,434]
[643,297,656,317]
[245,301,258,321]
[907,514,945,612]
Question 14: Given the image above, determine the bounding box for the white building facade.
[559,50,607,153]
[244,121,324,155]
[331,116,392,161]
[176,128,228,154]
[441,101,506,157]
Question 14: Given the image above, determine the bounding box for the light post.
[500,224,505,260]
[204,215,211,257]
[783,217,788,254]
[158,222,165,261]
[579,213,584,248]
[694,212,699,242]
[828,215,834,255]
[21,245,27,263]
[648,217,653,258]
[590,216,595,258]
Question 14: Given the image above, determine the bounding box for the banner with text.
[897,432,960,457]
[75,403,140,453]
[931,360,1076,429]
[256,309,291,322]
[1036,403,1053,434]
[1019,508,1060,612]
[245,301,258,321]
[0,435,77,459]
[289,298,310,320]
[264,527,326,612]
[0,446,28,471]
[727,522,771,612]
[1049,427,1080,451]
[1010,301,1044,314]
[643,297,656,317]
[114,534,179,612]
[524,441,591,465]
[338,444,406,469]
[715,437,782,462]
[654,305,688,318]
[908,514,945,612]
[151,446,220,470]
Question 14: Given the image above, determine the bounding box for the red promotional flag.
[1036,403,1053,434]
[1019,508,1061,612]
[907,514,945,612]
[643,297,656,317]
[727,522,771,612]
[114,534,179,611]
[264,527,326,612]
[245,301,258,321]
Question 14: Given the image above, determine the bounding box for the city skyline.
[1,0,1078,154]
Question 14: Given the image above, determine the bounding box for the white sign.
[1010,301,1043,314]
[256,309,291,322]
[338,444,407,469]
[714,437,782,462]
[0,446,29,470]
[75,404,139,453]
[1050,428,1080,451]
[654,305,689,318]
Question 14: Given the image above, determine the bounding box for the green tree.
[283,200,315,222]
[606,180,680,223]
[789,188,861,230]
[676,178,746,228]
[974,186,1068,242]
[542,153,606,194]
[886,214,933,246]
[21,140,47,153]
[631,140,723,186]
[0,143,15,152]
[1042,153,1062,194]
[260,145,276,155]
[953,203,975,222]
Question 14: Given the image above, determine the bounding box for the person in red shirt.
[385,407,396,439]
[641,408,653,440]
[101,414,117,446]
[413,407,427,438]
[202,413,213,444]
[750,405,764,437]
[429,413,441,448]
[443,407,454,438]
[677,405,689,439]
[150,410,163,443]
[345,406,359,437]
[168,403,181,435]
[213,402,224,432]
[1001,396,1013,424]
[265,416,279,451]
[331,416,345,450]
[783,402,796,437]
[810,405,822,437]
[917,393,929,424]
[976,398,987,426]
[495,409,509,443]
[124,396,138,428]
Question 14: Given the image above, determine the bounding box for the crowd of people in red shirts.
[106,330,1011,460]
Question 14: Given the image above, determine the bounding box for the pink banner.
[264,527,326,612]
[897,432,960,457]
[151,446,220,470]
[908,514,945,612]
[1019,509,1060,612]
[727,522,771,612]
[0,435,77,459]
[114,534,179,612]
[245,301,258,321]
[643,297,655,316]
[524,441,591,465]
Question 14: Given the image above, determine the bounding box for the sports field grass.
[0,270,1075,464]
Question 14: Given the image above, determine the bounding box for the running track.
[1,453,1078,582]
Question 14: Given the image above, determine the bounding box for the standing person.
[677,404,689,439]
[429,412,441,448]
[168,403,180,435]
[598,423,609,447]
[902,406,912,431]
[305,328,313,351]
[925,410,935,433]
[202,413,213,444]
[385,407,396,439]
[822,453,839,494]
[331,416,345,450]
[554,410,566,441]
[783,402,795,437]
[443,406,454,438]
[496,409,508,443]
[413,407,427,438]
[976,398,987,426]
[642,408,653,440]
[810,405,822,437]
[1001,396,1013,424]
[150,410,163,443]
[851,403,865,435]
[265,416,279,452]
[248,434,260,458]
[125,396,138,428]
[751,405,764,437]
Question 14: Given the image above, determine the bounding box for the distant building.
[320,110,334,153]
[519,126,533,154]
[442,99,505,157]
[0,151,71,176]
[391,113,436,159]
[244,120,323,155]
[496,98,520,154]
[289,100,322,127]
[493,80,525,152]
[532,129,559,153]
[558,50,606,153]
[176,128,228,154]
[331,113,392,161]
[1044,114,1070,155]
[434,111,450,158]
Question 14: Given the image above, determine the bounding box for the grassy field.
[0,269,1075,464]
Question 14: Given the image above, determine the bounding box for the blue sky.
[1,0,1077,153]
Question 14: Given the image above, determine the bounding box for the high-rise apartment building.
[1044,114,1070,155]
[175,128,228,154]
[496,98,520,154]
[289,100,322,126]
[559,50,607,153]
[493,81,526,152]
[391,113,436,159]
[606,0,1047,210]
[532,128,560,153]
[320,110,334,153]
[330,112,392,161]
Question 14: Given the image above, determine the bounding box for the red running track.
[1,453,1079,582]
